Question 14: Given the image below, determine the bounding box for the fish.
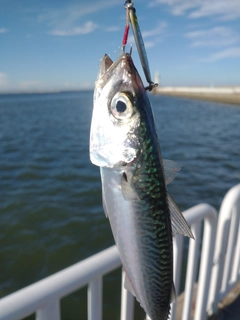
[89,52,194,320]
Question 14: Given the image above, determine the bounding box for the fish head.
[90,53,149,168]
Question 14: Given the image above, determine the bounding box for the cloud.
[50,21,98,36]
[207,47,240,61]
[144,41,158,49]
[149,0,199,16]
[104,26,120,32]
[128,22,167,48]
[0,28,8,34]
[185,27,240,47]
[38,1,118,26]
[189,2,240,20]
[142,22,168,38]
[38,1,120,35]
[149,0,240,20]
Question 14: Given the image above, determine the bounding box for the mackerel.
[90,53,193,320]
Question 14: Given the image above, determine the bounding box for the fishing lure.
[123,0,157,91]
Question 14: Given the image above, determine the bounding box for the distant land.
[1,86,240,105]
[153,86,240,105]
[0,89,94,96]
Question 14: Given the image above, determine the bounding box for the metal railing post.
[221,206,239,292]
[231,222,240,283]
[179,204,217,320]
[194,209,217,320]
[170,234,183,320]
[120,271,134,320]
[88,277,103,320]
[36,300,60,320]
[182,223,201,320]
[207,184,240,315]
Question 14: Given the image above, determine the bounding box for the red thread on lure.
[122,24,130,47]
[122,6,130,51]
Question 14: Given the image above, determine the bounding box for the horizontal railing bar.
[0,246,121,320]
[183,203,217,226]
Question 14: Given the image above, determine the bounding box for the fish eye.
[116,100,127,113]
[111,92,133,120]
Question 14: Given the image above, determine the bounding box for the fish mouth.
[96,52,145,98]
[98,53,137,80]
[122,53,137,75]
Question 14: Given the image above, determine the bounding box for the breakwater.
[153,86,240,105]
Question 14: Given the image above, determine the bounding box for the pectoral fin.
[102,192,109,218]
[123,270,136,297]
[167,193,194,239]
[163,159,182,185]
[121,171,140,201]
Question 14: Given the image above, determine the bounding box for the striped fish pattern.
[90,53,194,320]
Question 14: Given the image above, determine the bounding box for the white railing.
[0,184,239,320]
[207,183,240,314]
[0,246,121,320]
[170,203,217,320]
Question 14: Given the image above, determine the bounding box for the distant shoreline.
[0,89,93,96]
[1,87,240,105]
[152,86,240,105]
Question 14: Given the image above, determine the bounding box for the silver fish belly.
[90,53,193,320]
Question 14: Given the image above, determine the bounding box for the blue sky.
[0,0,240,93]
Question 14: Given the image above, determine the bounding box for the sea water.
[0,91,240,319]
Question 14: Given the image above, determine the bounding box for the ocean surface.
[0,91,240,319]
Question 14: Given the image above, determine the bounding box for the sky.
[0,0,240,93]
